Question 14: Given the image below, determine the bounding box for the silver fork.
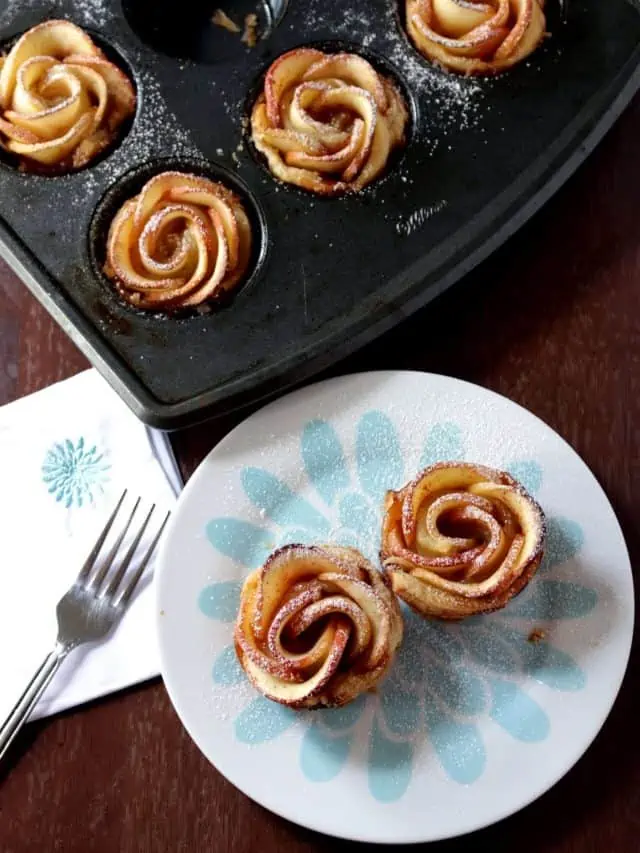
[0,490,170,761]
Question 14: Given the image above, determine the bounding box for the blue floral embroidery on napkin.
[199,415,597,802]
[41,437,111,508]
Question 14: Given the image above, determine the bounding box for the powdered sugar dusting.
[0,0,42,28]
[0,24,202,270]
[71,0,114,29]
[391,44,486,135]
[0,2,200,170]
[298,0,488,140]
[12,71,201,210]
[0,0,113,28]
[1,0,487,149]
[125,67,201,164]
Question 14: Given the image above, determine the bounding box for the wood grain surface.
[0,95,638,853]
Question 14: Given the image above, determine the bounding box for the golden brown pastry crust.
[381,462,545,620]
[405,0,547,76]
[235,544,404,708]
[104,171,253,311]
[250,48,408,195]
[0,20,135,171]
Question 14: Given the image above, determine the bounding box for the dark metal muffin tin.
[0,0,639,428]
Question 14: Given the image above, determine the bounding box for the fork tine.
[115,511,171,608]
[76,490,127,583]
[88,497,141,591]
[102,503,156,602]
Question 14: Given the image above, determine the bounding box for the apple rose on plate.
[235,544,404,708]
[405,0,547,76]
[251,48,409,195]
[0,20,135,172]
[381,462,545,620]
[104,171,253,311]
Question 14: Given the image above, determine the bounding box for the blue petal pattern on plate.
[369,718,415,802]
[199,416,597,801]
[488,679,550,742]
[301,725,354,783]
[235,697,297,744]
[198,581,241,622]
[212,646,246,686]
[206,519,276,569]
[301,420,348,505]
[421,422,464,468]
[425,698,486,784]
[506,460,543,496]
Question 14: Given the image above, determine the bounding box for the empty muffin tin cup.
[122,0,289,64]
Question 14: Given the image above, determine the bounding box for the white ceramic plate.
[156,371,633,844]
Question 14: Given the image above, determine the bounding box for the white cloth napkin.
[0,369,181,721]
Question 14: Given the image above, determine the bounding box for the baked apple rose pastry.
[104,171,253,310]
[0,20,135,171]
[405,0,547,76]
[381,463,545,620]
[251,48,409,195]
[235,544,404,708]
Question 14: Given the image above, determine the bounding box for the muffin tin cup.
[122,0,289,64]
[0,0,639,428]
[0,25,139,175]
[244,39,420,198]
[89,157,270,319]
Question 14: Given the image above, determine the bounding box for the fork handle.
[0,648,65,762]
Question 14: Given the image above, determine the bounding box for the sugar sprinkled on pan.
[0,0,113,28]
[298,0,488,139]
[72,0,114,28]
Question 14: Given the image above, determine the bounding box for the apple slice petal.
[250,48,408,195]
[381,461,546,620]
[407,0,545,75]
[0,20,135,169]
[103,171,253,310]
[235,544,404,708]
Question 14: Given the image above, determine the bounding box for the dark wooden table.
[0,96,638,853]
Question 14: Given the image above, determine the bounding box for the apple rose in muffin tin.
[235,544,404,708]
[251,48,409,196]
[405,0,547,76]
[104,171,253,311]
[381,462,545,620]
[0,20,135,172]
